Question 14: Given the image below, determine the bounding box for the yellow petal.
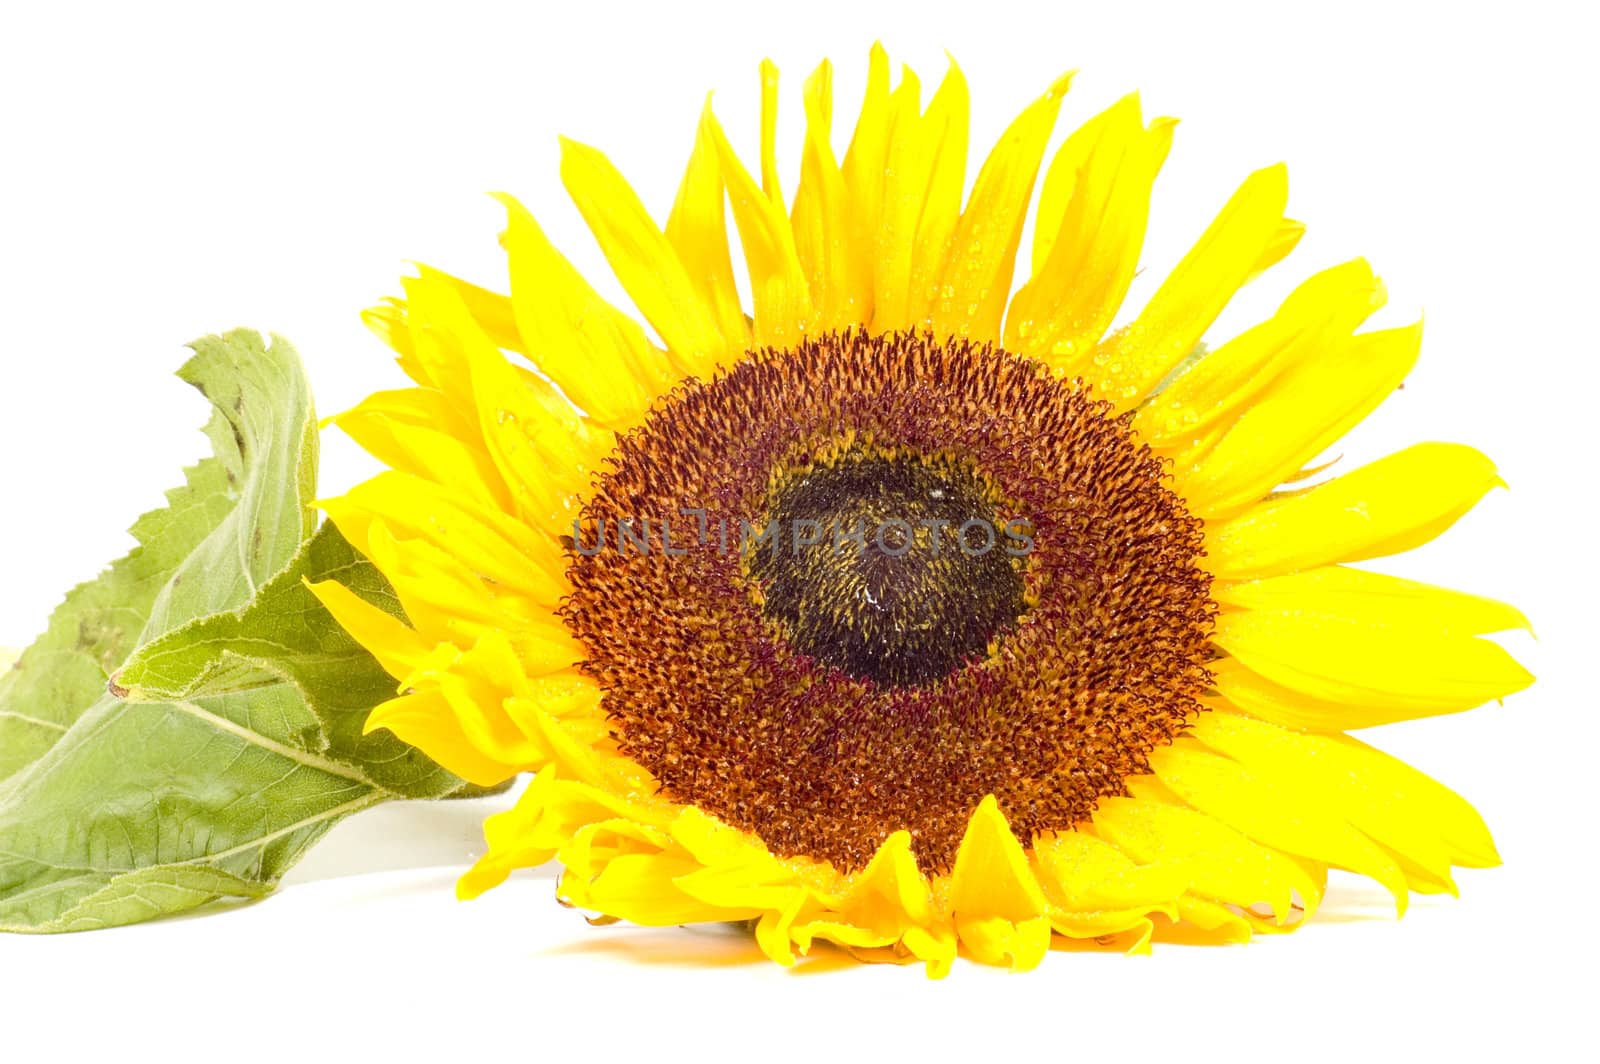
[390,275,481,420]
[332,388,513,515]
[1031,829,1187,913]
[559,136,730,379]
[1092,794,1322,922]
[953,913,1053,971]
[365,689,517,787]
[1178,321,1424,516]
[1135,258,1386,447]
[706,107,814,347]
[407,270,610,530]
[1091,163,1297,410]
[872,60,969,332]
[327,471,566,605]
[838,42,892,326]
[419,268,525,355]
[816,829,934,932]
[361,521,582,673]
[362,271,526,396]
[1206,442,1506,579]
[791,59,868,329]
[665,99,752,360]
[305,576,434,682]
[1044,908,1163,949]
[1147,740,1409,913]
[1212,607,1533,720]
[1006,94,1175,371]
[929,71,1073,343]
[1215,566,1531,636]
[458,768,564,898]
[1027,94,1163,273]
[566,846,748,927]
[1209,656,1419,732]
[947,794,1049,920]
[493,192,672,428]
[1169,896,1255,943]
[434,645,547,769]
[901,924,958,978]
[362,299,416,377]
[461,771,668,900]
[1188,712,1498,882]
[759,58,784,209]
[1255,218,1306,276]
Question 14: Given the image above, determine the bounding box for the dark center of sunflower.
[748,451,1028,687]
[563,330,1213,874]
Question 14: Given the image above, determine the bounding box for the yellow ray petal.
[493,192,672,428]
[391,276,481,421]
[366,689,517,787]
[433,641,548,769]
[901,923,959,978]
[363,273,522,396]
[1215,566,1531,635]
[1045,908,1164,949]
[1032,829,1187,913]
[1256,218,1306,276]
[361,521,582,672]
[333,388,514,515]
[1092,794,1322,922]
[668,807,797,880]
[838,42,892,326]
[408,269,612,530]
[418,268,525,355]
[1188,712,1498,881]
[1206,442,1506,579]
[759,58,784,209]
[930,71,1074,343]
[565,845,750,927]
[815,829,934,933]
[872,60,969,332]
[1090,163,1297,410]
[1168,896,1254,943]
[1208,656,1431,732]
[361,299,418,378]
[463,772,668,900]
[1135,258,1386,447]
[1005,94,1176,371]
[1028,100,1096,274]
[328,471,567,605]
[1147,740,1409,912]
[1212,608,1533,720]
[947,796,1052,970]
[1179,321,1424,516]
[559,136,730,379]
[953,913,1053,971]
[705,107,815,347]
[792,59,868,330]
[666,98,752,360]
[458,769,563,898]
[790,920,900,956]
[305,577,434,683]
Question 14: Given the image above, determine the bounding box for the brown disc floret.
[562,329,1213,873]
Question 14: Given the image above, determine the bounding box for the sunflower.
[310,46,1534,975]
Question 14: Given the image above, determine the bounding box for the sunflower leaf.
[0,329,467,933]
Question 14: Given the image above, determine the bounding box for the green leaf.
[0,330,468,933]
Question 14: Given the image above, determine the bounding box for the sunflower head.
[312,45,1533,975]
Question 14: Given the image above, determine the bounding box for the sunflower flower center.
[563,330,1213,873]
[748,450,1029,687]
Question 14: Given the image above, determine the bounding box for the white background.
[0,0,1592,1058]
